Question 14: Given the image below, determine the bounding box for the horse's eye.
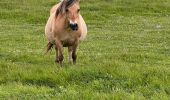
[66,9,69,12]
[77,9,80,13]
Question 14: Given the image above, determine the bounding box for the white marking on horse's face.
[70,20,77,24]
[66,2,80,24]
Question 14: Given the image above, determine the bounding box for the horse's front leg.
[55,41,63,66]
[68,46,73,63]
[72,40,79,64]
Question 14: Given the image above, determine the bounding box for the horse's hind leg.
[45,42,53,54]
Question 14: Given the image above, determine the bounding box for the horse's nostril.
[70,24,77,27]
[75,24,78,27]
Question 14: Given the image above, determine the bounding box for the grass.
[0,0,170,99]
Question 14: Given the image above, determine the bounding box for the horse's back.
[45,2,61,43]
[79,14,87,41]
[45,13,55,43]
[50,2,61,15]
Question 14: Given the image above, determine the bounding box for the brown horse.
[45,0,87,65]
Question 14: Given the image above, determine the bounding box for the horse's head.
[56,0,80,31]
[66,0,80,31]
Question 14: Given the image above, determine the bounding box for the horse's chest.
[60,33,77,47]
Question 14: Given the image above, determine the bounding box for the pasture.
[0,0,170,99]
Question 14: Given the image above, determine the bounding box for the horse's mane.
[56,0,77,17]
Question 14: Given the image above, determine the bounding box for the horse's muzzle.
[69,23,78,31]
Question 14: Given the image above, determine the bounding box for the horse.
[45,0,87,66]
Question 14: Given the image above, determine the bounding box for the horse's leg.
[55,41,63,66]
[55,45,59,63]
[72,41,79,64]
[68,46,73,63]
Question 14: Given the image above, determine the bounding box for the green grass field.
[0,0,170,99]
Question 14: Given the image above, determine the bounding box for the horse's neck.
[55,14,69,31]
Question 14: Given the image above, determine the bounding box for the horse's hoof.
[73,61,76,65]
[55,60,63,67]
[55,59,60,63]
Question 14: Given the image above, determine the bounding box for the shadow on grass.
[23,78,57,88]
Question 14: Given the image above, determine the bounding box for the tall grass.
[0,0,170,99]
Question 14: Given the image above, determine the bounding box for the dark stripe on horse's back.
[56,2,64,16]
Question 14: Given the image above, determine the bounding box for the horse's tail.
[45,42,53,54]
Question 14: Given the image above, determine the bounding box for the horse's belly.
[59,31,80,47]
[61,38,76,47]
